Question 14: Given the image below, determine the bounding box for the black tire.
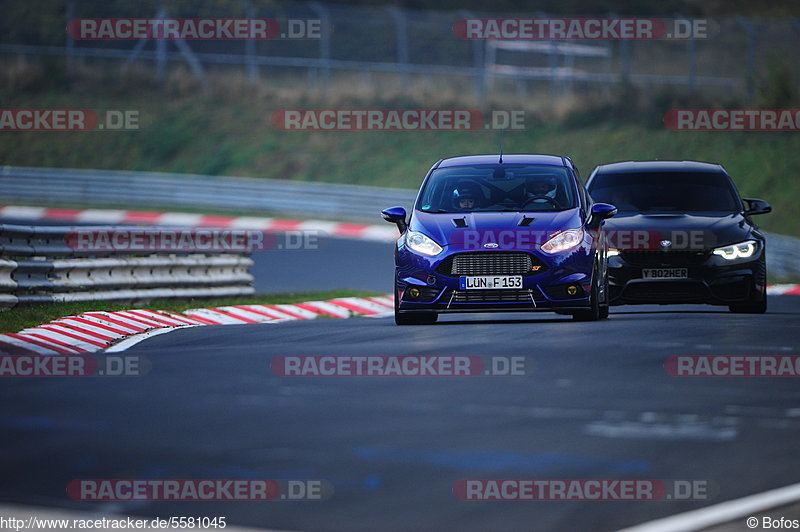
[394,290,438,325]
[599,269,610,319]
[729,260,767,314]
[572,272,600,322]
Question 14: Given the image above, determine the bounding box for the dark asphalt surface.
[1,297,799,531]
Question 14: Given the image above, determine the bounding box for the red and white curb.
[767,284,800,295]
[0,205,399,242]
[0,295,393,355]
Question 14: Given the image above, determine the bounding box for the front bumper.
[395,247,596,314]
[607,249,766,306]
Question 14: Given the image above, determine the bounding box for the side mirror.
[743,198,771,216]
[381,206,408,234]
[590,203,617,226]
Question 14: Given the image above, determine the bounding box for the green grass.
[0,289,385,333]
[1,81,799,236]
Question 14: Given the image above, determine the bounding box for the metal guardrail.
[764,232,800,281]
[0,166,417,223]
[0,224,254,309]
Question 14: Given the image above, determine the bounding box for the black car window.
[588,171,742,214]
[417,164,577,213]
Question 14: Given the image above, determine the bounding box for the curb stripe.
[21,333,87,353]
[36,326,107,349]
[81,313,146,334]
[5,333,74,354]
[52,320,117,343]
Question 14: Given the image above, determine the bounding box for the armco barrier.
[0,166,417,223]
[0,224,253,310]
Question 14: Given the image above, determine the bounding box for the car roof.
[593,160,724,173]
[438,154,567,167]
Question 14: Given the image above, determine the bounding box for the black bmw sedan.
[586,161,771,313]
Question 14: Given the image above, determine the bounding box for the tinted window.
[417,164,577,213]
[588,171,742,214]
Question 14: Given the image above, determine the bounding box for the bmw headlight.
[712,240,757,260]
[541,229,584,254]
[406,231,443,256]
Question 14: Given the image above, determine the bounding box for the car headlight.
[406,231,443,256]
[712,240,757,260]
[541,229,584,254]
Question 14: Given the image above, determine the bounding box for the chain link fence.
[1,0,798,101]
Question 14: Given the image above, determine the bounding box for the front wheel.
[394,290,438,325]
[729,262,767,314]
[572,264,608,321]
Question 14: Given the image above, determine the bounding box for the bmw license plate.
[459,275,522,289]
[642,268,688,279]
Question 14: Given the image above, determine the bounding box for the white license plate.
[459,275,522,289]
[642,268,688,279]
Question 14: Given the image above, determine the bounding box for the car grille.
[451,289,544,303]
[620,250,709,267]
[437,252,545,276]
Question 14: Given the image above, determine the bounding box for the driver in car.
[452,185,480,211]
[524,175,558,207]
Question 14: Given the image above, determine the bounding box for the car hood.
[409,209,583,250]
[603,212,752,250]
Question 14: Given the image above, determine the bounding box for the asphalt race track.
[1,223,799,531]
[1,303,800,528]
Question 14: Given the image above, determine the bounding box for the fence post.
[387,6,410,87]
[155,4,167,82]
[736,16,758,101]
[309,2,331,87]
[65,0,75,76]
[459,10,485,106]
[244,0,258,82]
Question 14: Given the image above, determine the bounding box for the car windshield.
[416,164,578,213]
[588,171,742,214]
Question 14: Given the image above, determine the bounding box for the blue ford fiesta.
[381,154,618,325]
